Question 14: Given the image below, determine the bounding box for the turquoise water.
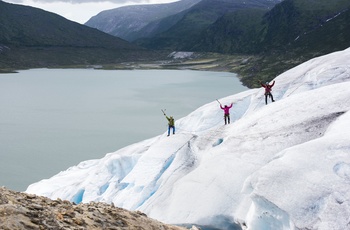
[0,68,247,191]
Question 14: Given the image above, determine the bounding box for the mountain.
[291,7,350,55]
[85,0,281,46]
[192,8,268,53]
[196,0,350,53]
[85,0,202,42]
[135,0,281,50]
[0,1,164,71]
[134,0,349,54]
[194,0,350,87]
[0,1,133,48]
[260,0,350,52]
[26,48,350,229]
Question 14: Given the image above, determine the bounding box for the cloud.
[4,0,178,24]
[11,0,172,5]
[37,0,145,4]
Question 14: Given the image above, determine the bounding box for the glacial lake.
[0,68,248,191]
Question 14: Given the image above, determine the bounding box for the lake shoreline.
[1,52,255,87]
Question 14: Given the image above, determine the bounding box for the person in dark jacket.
[220,103,233,125]
[260,80,275,104]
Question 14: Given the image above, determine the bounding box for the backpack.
[168,117,174,126]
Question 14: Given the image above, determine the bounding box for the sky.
[3,0,179,24]
[26,48,350,229]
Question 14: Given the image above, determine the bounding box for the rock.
[0,187,188,230]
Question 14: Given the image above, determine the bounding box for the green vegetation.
[0,1,167,71]
[195,0,350,87]
[193,8,268,54]
[135,0,277,50]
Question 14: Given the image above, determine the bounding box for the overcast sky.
[4,0,179,24]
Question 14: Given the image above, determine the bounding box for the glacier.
[26,48,350,230]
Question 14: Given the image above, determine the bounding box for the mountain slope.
[0,1,134,48]
[259,0,350,51]
[211,0,350,87]
[0,1,163,70]
[192,8,268,53]
[85,0,201,42]
[190,0,350,54]
[26,48,350,229]
[289,6,350,56]
[136,0,281,50]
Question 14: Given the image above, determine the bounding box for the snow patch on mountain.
[168,51,194,59]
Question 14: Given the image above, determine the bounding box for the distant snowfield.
[27,48,350,230]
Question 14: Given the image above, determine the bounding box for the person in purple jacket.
[220,102,233,125]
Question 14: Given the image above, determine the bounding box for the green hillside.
[0,1,164,71]
[191,0,350,87]
[85,0,201,42]
[135,0,279,50]
[193,8,268,53]
[260,0,350,51]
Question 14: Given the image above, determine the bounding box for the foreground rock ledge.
[0,187,189,230]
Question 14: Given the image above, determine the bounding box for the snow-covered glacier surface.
[27,48,350,230]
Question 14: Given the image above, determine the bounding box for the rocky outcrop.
[0,187,188,230]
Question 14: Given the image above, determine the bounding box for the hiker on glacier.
[219,102,233,125]
[162,110,175,136]
[260,80,275,104]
